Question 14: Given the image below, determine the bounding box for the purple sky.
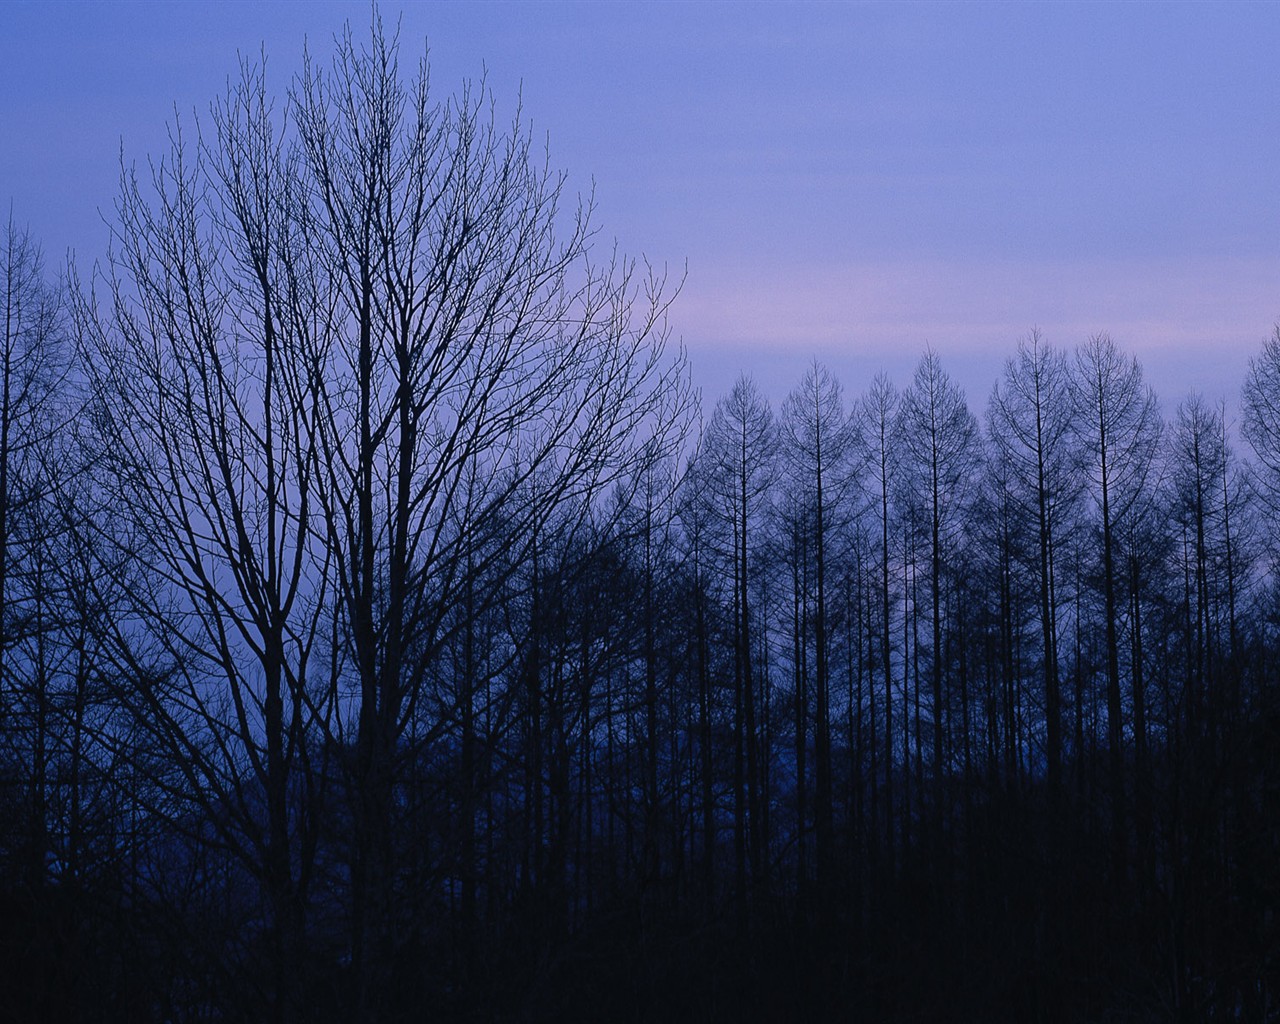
[4,1,1279,415]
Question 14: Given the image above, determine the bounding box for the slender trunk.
[1036,407,1062,802]
[1099,426,1126,879]
[695,547,715,911]
[732,531,747,911]
[644,510,660,886]
[793,532,808,894]
[0,263,12,728]
[460,554,478,932]
[739,438,763,891]
[352,273,386,1019]
[930,457,945,836]
[813,449,832,891]
[880,460,894,867]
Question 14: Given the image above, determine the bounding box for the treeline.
[2,22,1278,1024]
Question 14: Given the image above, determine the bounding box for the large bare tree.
[76,17,689,1020]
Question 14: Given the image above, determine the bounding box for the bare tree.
[987,331,1080,801]
[779,360,855,892]
[1242,325,1280,524]
[677,437,725,911]
[74,14,692,1013]
[288,19,690,1015]
[1070,334,1161,877]
[1,214,66,728]
[0,215,73,908]
[1168,393,1247,748]
[896,349,978,830]
[74,56,334,1022]
[700,375,777,908]
[856,373,899,859]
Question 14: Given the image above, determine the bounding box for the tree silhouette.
[2,15,1279,1020]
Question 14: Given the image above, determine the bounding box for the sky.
[4,0,1279,417]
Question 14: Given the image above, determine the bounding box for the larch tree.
[779,360,855,893]
[987,331,1080,801]
[1242,326,1280,535]
[896,349,979,831]
[1070,334,1161,879]
[701,374,777,907]
[677,437,725,910]
[856,373,899,858]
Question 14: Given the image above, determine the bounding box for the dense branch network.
[0,20,1277,1024]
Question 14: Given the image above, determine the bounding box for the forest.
[1,21,1277,1024]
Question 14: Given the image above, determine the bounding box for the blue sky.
[4,1,1278,411]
